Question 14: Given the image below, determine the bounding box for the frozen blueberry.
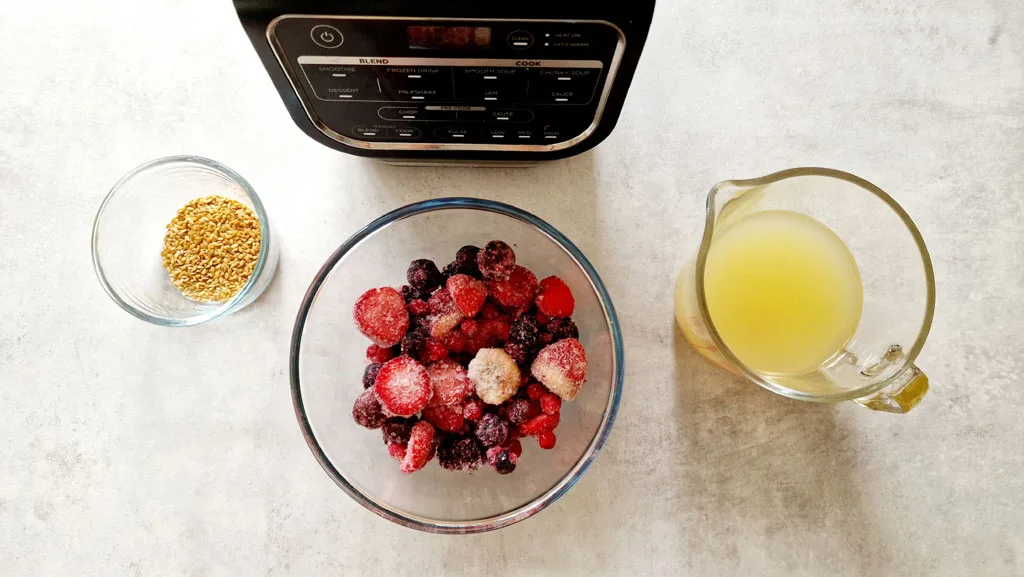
[494,449,516,475]
[407,259,443,291]
[477,241,515,281]
[437,435,483,471]
[474,413,509,447]
[362,363,382,389]
[443,245,482,279]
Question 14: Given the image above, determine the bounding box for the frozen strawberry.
[477,240,516,281]
[427,288,464,340]
[531,338,588,401]
[525,382,548,401]
[422,404,464,433]
[462,396,484,421]
[400,420,436,474]
[538,431,557,450]
[447,274,488,317]
[535,276,575,318]
[352,387,387,429]
[388,442,407,462]
[408,299,429,316]
[427,359,471,407]
[540,392,562,415]
[366,343,395,364]
[374,356,432,417]
[488,265,538,310]
[517,412,560,436]
[467,348,521,405]
[354,287,410,348]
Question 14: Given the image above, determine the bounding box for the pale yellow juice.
[700,210,863,376]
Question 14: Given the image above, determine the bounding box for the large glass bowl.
[290,198,624,533]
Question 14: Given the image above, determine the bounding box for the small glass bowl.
[91,156,278,326]
[290,198,624,533]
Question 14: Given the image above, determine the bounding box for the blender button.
[310,25,344,49]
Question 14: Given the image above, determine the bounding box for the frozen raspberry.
[538,431,557,450]
[444,331,467,354]
[531,338,588,401]
[462,397,484,421]
[408,299,429,316]
[446,274,488,317]
[374,355,432,417]
[504,397,535,425]
[518,413,560,436]
[352,387,387,429]
[422,404,464,433]
[475,413,509,447]
[427,288,465,340]
[460,318,479,338]
[423,339,448,363]
[387,442,407,462]
[478,303,501,320]
[480,319,511,344]
[525,382,548,401]
[400,421,436,474]
[535,276,575,317]
[437,435,483,471]
[545,317,579,342]
[381,416,417,446]
[488,265,538,310]
[354,287,410,348]
[509,315,539,350]
[506,439,523,459]
[362,363,382,389]
[477,240,516,281]
[407,259,443,291]
[400,328,428,360]
[401,284,430,303]
[427,359,471,407]
[467,348,521,405]
[443,245,482,279]
[540,392,562,415]
[366,344,395,364]
[504,342,529,365]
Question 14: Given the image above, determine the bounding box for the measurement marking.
[331,73,348,77]
[483,75,497,80]
[452,134,465,138]
[484,97,497,101]
[557,77,571,81]
[408,74,421,78]
[545,135,557,139]
[555,98,568,102]
[512,41,528,46]
[518,135,530,138]
[337,94,353,98]
[411,96,425,100]
[402,115,415,119]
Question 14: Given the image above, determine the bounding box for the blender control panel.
[267,17,625,151]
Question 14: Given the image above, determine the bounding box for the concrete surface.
[2,0,1023,575]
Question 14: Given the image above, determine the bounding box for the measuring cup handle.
[853,365,929,413]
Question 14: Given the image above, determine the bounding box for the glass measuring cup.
[675,168,935,413]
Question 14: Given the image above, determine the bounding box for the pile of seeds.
[160,195,261,303]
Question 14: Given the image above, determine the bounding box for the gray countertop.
[2,0,1023,575]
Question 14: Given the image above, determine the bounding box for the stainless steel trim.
[266,15,627,153]
[297,56,603,68]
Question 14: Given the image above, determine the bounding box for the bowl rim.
[289,197,625,534]
[90,155,273,327]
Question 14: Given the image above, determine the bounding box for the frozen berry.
[352,387,387,429]
[525,382,548,401]
[353,287,410,348]
[446,274,488,317]
[460,318,479,338]
[362,363,382,389]
[509,315,539,350]
[437,435,483,472]
[480,319,511,344]
[467,348,521,405]
[536,312,550,326]
[538,431,557,450]
[545,317,579,342]
[401,284,430,303]
[493,448,516,475]
[366,344,395,364]
[427,288,465,340]
[475,413,509,447]
[540,392,562,415]
[443,245,482,279]
[504,397,534,425]
[408,299,429,316]
[381,417,417,446]
[518,413,560,436]
[531,338,588,401]
[374,355,432,417]
[488,265,538,309]
[407,259,443,291]
[423,339,448,363]
[400,328,428,359]
[422,404,464,433]
[427,359,471,407]
[444,331,467,354]
[388,442,407,462]
[462,397,484,421]
[504,342,529,365]
[400,420,436,474]
[506,439,523,458]
[535,276,575,318]
[477,240,516,281]
[480,303,503,320]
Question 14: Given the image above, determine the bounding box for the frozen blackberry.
[401,284,430,303]
[509,315,539,350]
[401,328,428,359]
[474,413,509,447]
[477,240,516,281]
[362,363,382,389]
[352,388,387,429]
[494,448,516,475]
[381,416,417,446]
[407,259,443,291]
[504,342,529,365]
[437,435,483,471]
[443,245,482,279]
[546,317,579,342]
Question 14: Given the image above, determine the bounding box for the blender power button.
[311,25,344,49]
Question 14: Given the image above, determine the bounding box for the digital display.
[407,26,492,50]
